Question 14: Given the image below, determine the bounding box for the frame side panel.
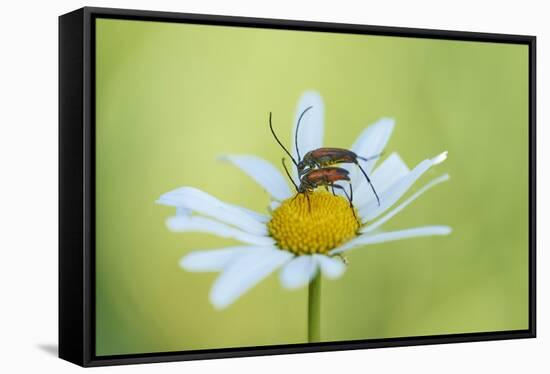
[529,37,536,337]
[59,8,85,366]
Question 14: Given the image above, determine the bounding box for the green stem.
[307,272,322,343]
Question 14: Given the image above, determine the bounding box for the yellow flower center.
[268,191,359,255]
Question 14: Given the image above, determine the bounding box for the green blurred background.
[95,18,529,356]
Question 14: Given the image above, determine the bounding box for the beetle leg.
[356,152,383,162]
[331,183,357,221]
[331,184,353,206]
[356,162,381,207]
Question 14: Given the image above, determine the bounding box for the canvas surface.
[95,18,529,356]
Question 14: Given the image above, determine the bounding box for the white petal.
[330,225,452,254]
[180,246,261,272]
[233,206,270,224]
[371,153,410,192]
[351,117,395,174]
[291,91,324,179]
[270,200,281,211]
[359,152,448,222]
[210,248,293,309]
[361,174,450,234]
[341,118,395,193]
[279,255,318,289]
[314,254,346,279]
[166,215,274,246]
[353,152,409,208]
[157,186,267,235]
[220,155,292,201]
[432,151,448,165]
[176,207,192,217]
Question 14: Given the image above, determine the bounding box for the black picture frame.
[59,6,536,367]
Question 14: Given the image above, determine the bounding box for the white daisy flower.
[157,91,451,311]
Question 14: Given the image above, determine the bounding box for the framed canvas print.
[59,7,536,367]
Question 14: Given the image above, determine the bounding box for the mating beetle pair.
[269,106,381,213]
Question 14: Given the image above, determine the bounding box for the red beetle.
[269,109,381,206]
[280,158,356,218]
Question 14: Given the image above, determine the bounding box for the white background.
[0,0,546,372]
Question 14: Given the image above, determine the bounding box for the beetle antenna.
[356,163,381,206]
[270,112,298,166]
[281,158,299,192]
[294,106,313,162]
